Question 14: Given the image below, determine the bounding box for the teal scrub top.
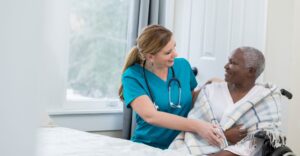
[122,58,197,149]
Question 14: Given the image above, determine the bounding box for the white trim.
[48,99,123,131]
[240,0,246,44]
[49,110,123,131]
[164,0,175,30]
[226,0,233,53]
[173,0,192,58]
[48,108,122,115]
[262,0,268,53]
[64,98,123,109]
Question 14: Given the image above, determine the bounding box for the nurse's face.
[152,37,177,69]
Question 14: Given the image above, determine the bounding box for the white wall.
[264,0,300,154]
[289,0,300,153]
[0,0,45,155]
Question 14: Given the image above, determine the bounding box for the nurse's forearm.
[147,111,222,146]
[131,95,222,146]
[146,111,204,133]
[130,95,208,134]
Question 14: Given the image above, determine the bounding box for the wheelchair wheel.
[271,146,294,156]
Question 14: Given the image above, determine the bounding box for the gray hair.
[239,47,265,78]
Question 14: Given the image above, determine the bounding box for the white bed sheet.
[37,127,190,156]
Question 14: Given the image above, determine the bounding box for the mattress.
[36,127,189,156]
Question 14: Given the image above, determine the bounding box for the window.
[66,0,130,110]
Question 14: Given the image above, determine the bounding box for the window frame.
[62,0,130,112]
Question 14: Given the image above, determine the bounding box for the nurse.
[118,25,222,149]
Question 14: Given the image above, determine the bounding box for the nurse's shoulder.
[173,57,193,70]
[122,64,144,80]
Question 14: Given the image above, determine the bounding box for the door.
[171,0,267,84]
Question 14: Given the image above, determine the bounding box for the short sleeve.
[190,68,197,90]
[122,76,146,108]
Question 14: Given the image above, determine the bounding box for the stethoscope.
[143,61,182,110]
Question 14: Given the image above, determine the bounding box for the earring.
[148,61,154,72]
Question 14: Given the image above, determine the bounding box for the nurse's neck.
[144,61,168,81]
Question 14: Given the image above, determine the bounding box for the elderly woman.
[170,47,283,156]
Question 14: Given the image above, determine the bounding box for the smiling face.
[224,49,250,84]
[148,37,178,69]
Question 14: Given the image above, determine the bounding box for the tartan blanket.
[169,83,283,155]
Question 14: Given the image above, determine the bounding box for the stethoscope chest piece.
[168,77,182,109]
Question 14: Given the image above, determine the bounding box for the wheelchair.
[254,89,295,156]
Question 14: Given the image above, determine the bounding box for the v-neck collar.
[225,84,258,105]
[135,63,171,83]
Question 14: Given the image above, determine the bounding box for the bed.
[36,127,189,156]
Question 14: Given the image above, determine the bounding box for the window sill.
[48,108,122,115]
[48,108,123,131]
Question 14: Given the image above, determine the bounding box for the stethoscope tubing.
[143,61,182,109]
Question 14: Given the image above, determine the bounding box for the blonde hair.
[118,25,172,100]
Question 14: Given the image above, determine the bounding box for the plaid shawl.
[169,83,283,155]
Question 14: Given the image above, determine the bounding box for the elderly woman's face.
[224,50,249,83]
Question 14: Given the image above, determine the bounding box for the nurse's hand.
[193,120,224,147]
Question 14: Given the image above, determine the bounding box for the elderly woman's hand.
[224,125,247,144]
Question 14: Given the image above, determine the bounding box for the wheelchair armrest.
[280,89,293,99]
